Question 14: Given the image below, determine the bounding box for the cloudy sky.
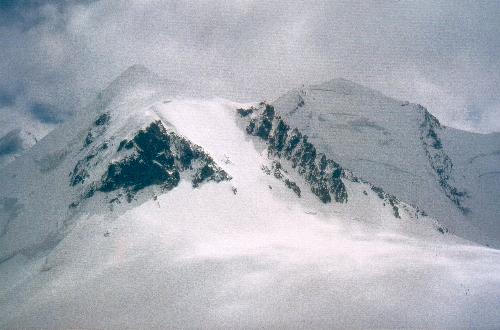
[1,0,499,132]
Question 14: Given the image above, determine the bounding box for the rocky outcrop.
[70,142,108,186]
[99,121,230,195]
[238,103,429,221]
[261,161,301,197]
[240,104,347,203]
[418,106,469,213]
[71,120,230,205]
[370,186,401,218]
[83,112,111,147]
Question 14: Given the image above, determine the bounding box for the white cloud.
[1,0,499,132]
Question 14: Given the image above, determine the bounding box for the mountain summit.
[272,78,500,247]
[1,68,499,328]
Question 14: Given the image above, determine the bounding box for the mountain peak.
[119,64,157,81]
[310,78,387,99]
[108,64,160,90]
[92,64,163,111]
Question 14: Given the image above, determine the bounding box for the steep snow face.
[441,128,500,245]
[271,79,500,247]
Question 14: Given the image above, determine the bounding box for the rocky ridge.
[238,103,429,221]
[70,114,231,208]
[417,105,469,213]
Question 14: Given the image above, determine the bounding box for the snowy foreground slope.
[1,67,500,328]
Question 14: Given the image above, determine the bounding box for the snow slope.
[1,67,499,328]
[272,79,500,248]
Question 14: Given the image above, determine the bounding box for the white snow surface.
[0,68,500,328]
[273,79,500,248]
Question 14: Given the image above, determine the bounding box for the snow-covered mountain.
[271,79,500,248]
[1,66,499,328]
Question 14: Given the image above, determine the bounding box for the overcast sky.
[0,0,499,132]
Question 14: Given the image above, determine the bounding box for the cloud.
[0,0,499,132]
[0,90,15,108]
[29,102,70,123]
[2,183,500,328]
[0,129,23,155]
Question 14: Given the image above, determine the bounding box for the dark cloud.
[0,129,23,155]
[0,0,499,132]
[0,90,15,108]
[0,0,64,30]
[29,102,69,124]
[0,0,97,29]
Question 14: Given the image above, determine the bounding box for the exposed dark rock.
[418,106,469,213]
[83,184,96,199]
[247,104,275,139]
[117,139,134,152]
[238,102,436,219]
[272,161,283,179]
[437,226,449,234]
[99,153,180,193]
[70,120,231,207]
[311,180,331,203]
[371,186,385,199]
[284,179,301,197]
[370,185,403,218]
[70,142,109,186]
[173,137,200,170]
[83,112,111,147]
[84,132,94,147]
[109,196,121,204]
[91,121,230,201]
[95,113,111,126]
[243,103,348,204]
[289,94,305,115]
[192,163,230,188]
[261,164,271,175]
[239,103,431,218]
[262,161,301,198]
[283,128,302,158]
[268,119,290,153]
[387,196,401,219]
[237,108,254,117]
[69,158,89,186]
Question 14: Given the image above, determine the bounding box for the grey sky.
[0,0,499,132]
